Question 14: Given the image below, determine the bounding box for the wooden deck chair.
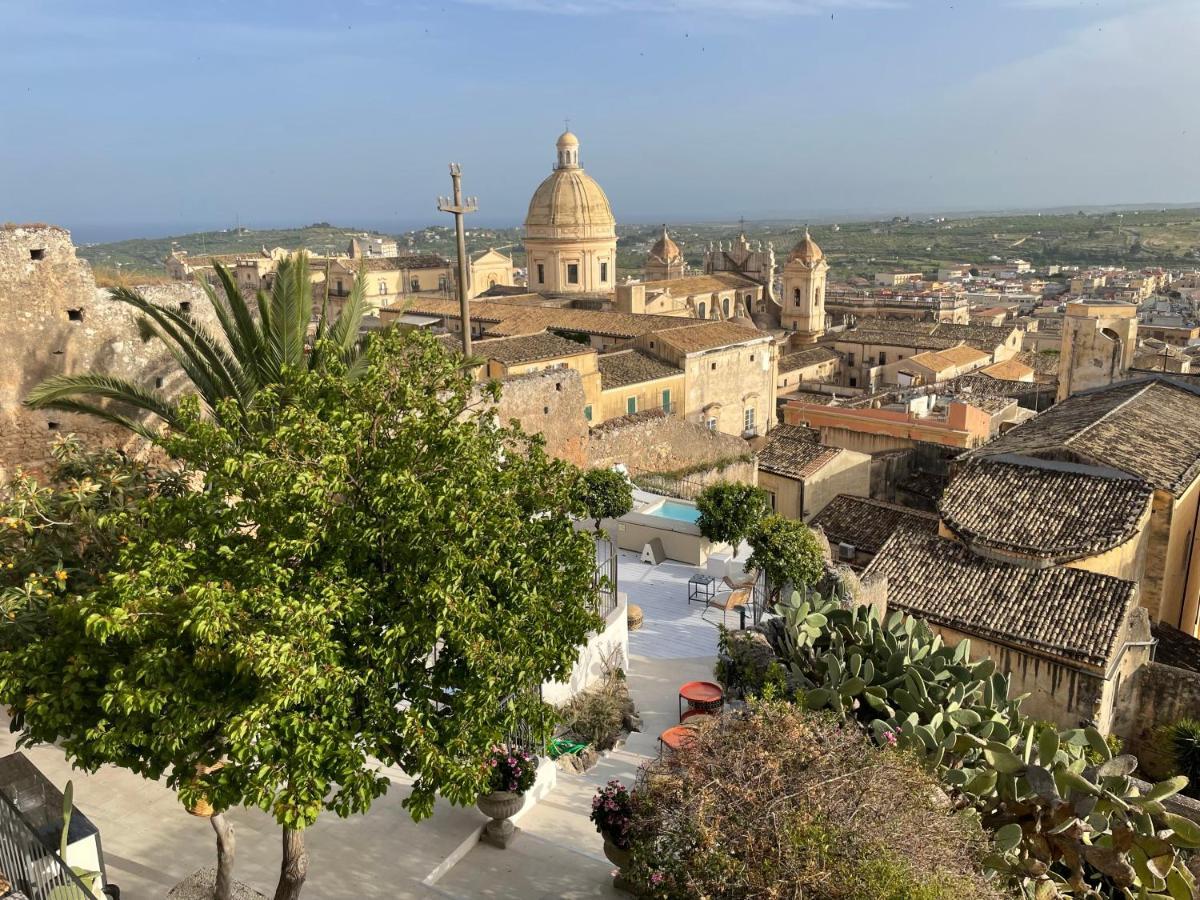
[702,586,752,629]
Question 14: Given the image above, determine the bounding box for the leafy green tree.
[695,481,768,548]
[746,515,825,604]
[576,468,633,532]
[25,255,368,437]
[0,329,599,900]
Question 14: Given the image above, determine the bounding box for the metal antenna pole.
[437,163,478,358]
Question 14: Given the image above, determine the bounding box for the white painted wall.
[542,592,630,705]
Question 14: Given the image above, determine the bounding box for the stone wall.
[587,408,752,477]
[0,225,211,480]
[489,367,590,468]
[1114,661,1200,780]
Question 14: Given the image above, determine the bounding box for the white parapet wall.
[541,592,629,706]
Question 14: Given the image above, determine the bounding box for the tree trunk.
[209,813,235,900]
[272,828,308,900]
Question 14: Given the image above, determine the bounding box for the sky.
[1,0,1197,241]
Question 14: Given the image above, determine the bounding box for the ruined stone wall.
[0,225,214,479]
[587,408,751,474]
[489,368,589,468]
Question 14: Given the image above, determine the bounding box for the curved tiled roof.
[941,456,1154,560]
[788,231,824,265]
[756,424,842,480]
[648,226,682,264]
[865,527,1135,668]
[971,378,1200,495]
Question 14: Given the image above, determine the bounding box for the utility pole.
[437,163,478,357]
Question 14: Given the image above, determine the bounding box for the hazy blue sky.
[2,0,1197,240]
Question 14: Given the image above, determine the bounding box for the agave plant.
[26,254,368,438]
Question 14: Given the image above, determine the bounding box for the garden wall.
[489,368,590,468]
[1113,660,1200,780]
[541,591,629,706]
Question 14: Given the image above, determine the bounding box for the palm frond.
[325,262,368,364]
[25,373,183,431]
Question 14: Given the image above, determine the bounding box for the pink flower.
[650,873,665,885]
[885,731,897,746]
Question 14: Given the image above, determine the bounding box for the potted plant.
[476,746,537,847]
[590,779,634,869]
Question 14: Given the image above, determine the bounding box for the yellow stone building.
[523,131,617,294]
[780,230,829,340]
[644,226,686,281]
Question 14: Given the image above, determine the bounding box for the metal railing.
[593,538,619,622]
[499,683,546,757]
[0,790,96,900]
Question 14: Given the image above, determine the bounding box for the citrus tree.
[0,328,599,900]
[694,481,769,548]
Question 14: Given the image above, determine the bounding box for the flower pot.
[603,836,631,869]
[477,790,525,848]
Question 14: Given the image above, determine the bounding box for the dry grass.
[627,700,1009,899]
[92,267,174,289]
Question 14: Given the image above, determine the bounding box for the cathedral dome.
[788,230,824,266]
[649,225,682,263]
[524,132,615,238]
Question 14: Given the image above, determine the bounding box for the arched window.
[488,276,497,287]
[378,280,388,295]
[697,301,706,319]
[723,298,730,318]
[794,287,802,307]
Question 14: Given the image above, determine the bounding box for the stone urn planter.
[602,835,631,869]
[477,790,525,848]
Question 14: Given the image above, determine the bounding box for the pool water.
[649,500,701,524]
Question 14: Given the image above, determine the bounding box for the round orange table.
[658,725,698,756]
[678,680,724,721]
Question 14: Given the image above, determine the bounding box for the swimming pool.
[647,499,702,524]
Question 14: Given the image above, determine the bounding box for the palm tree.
[26,254,368,438]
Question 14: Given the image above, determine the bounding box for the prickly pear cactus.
[773,591,1200,898]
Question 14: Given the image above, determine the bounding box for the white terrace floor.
[0,550,739,899]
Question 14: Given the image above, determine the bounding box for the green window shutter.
[661,389,670,410]
[627,397,637,414]
[584,405,593,422]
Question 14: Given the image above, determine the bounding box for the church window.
[537,263,545,284]
[567,263,579,284]
[723,298,730,318]
[600,262,608,282]
[488,276,497,287]
[794,288,802,307]
[697,301,706,319]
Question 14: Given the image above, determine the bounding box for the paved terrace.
[0,550,740,898]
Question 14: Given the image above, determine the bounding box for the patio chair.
[702,586,752,629]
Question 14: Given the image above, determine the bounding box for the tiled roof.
[598,349,682,389]
[951,373,1051,402]
[1014,351,1060,376]
[1151,622,1200,674]
[779,346,839,372]
[865,527,1135,668]
[840,318,1018,352]
[901,350,959,374]
[360,253,449,271]
[756,424,842,480]
[650,320,768,354]
[941,456,1154,559]
[939,345,992,367]
[981,359,1035,380]
[473,330,594,365]
[958,394,1018,415]
[639,272,759,295]
[808,494,938,555]
[971,377,1200,494]
[400,297,694,340]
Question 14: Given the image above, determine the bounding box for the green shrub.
[1162,718,1200,798]
[625,701,1004,899]
[694,481,768,547]
[576,468,633,531]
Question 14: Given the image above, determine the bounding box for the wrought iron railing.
[0,790,96,900]
[592,538,619,622]
[499,683,546,757]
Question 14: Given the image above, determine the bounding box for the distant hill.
[79,207,1200,281]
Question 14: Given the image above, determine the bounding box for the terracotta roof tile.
[399,297,695,340]
[639,272,759,295]
[865,527,1135,668]
[598,349,681,389]
[756,424,842,479]
[941,456,1154,559]
[981,359,1035,380]
[779,347,840,372]
[473,330,594,365]
[650,320,769,354]
[808,494,938,555]
[971,377,1200,494]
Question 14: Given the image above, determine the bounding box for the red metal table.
[678,680,724,722]
[658,725,698,756]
